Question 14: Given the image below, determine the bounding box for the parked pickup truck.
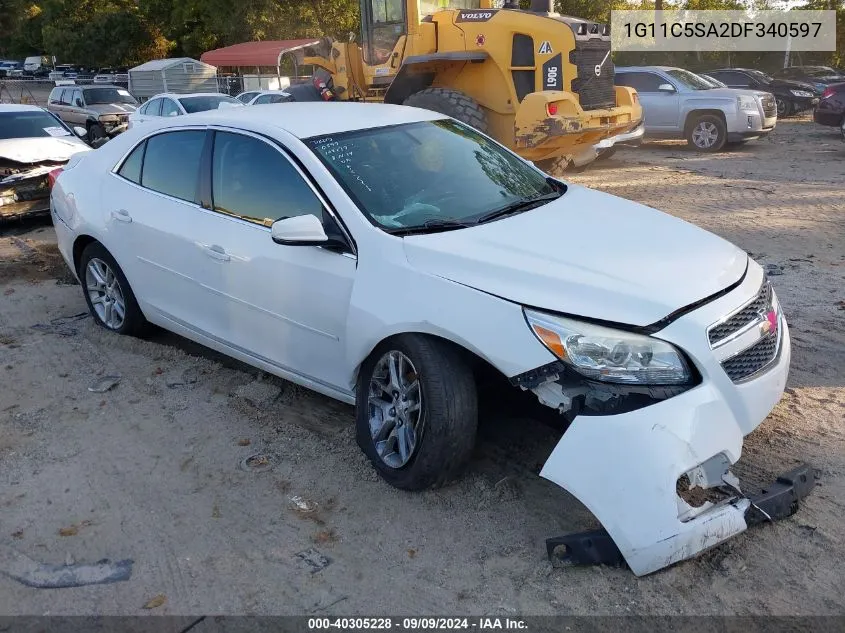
[615,66,777,152]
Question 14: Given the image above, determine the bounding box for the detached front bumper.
[532,263,808,576]
[0,165,54,221]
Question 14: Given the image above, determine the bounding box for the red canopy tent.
[200,40,321,74]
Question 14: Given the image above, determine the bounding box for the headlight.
[737,95,758,111]
[524,309,692,385]
[790,89,813,97]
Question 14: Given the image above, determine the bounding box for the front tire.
[87,123,106,144]
[686,114,727,152]
[775,97,793,118]
[403,88,489,134]
[840,116,845,142]
[356,335,478,491]
[79,242,147,336]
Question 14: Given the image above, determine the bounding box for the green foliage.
[0,0,841,70]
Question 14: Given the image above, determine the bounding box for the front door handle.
[199,243,231,262]
[111,209,132,223]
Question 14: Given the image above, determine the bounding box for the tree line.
[0,0,841,71]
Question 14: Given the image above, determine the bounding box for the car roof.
[150,92,233,99]
[150,102,446,139]
[615,66,681,72]
[0,104,47,113]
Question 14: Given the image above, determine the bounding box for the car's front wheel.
[356,335,478,491]
[687,114,727,152]
[79,242,147,336]
[840,116,845,141]
[775,97,793,117]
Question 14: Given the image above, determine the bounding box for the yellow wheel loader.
[301,0,642,172]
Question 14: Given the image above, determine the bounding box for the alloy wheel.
[85,258,126,330]
[692,121,720,149]
[367,350,423,469]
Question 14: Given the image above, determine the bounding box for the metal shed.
[128,58,218,100]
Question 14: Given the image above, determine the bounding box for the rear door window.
[615,72,666,93]
[140,131,206,203]
[118,141,146,184]
[141,98,162,116]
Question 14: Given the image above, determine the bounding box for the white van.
[24,55,51,76]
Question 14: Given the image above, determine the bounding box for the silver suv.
[47,84,138,144]
[615,66,777,151]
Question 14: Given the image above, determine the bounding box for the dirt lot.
[1,117,843,621]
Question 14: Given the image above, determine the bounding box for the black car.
[813,82,845,140]
[771,66,845,95]
[705,68,818,117]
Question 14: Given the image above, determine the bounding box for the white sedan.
[50,103,796,576]
[128,92,242,127]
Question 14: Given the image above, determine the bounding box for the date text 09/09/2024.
[623,21,823,38]
[307,618,528,630]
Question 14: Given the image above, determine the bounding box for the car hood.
[86,103,137,115]
[769,78,817,91]
[0,136,91,164]
[402,184,748,327]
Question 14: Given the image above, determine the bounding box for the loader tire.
[403,88,489,134]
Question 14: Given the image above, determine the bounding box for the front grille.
[569,39,616,110]
[721,332,779,382]
[761,95,777,118]
[708,282,771,346]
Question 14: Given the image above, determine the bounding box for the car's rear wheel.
[79,242,147,336]
[840,116,845,141]
[775,97,793,118]
[687,115,727,152]
[356,335,478,491]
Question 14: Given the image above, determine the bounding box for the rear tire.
[840,116,845,142]
[686,114,727,152]
[79,242,148,336]
[403,88,489,134]
[356,334,478,491]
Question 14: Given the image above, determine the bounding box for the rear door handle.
[199,243,231,262]
[111,209,132,223]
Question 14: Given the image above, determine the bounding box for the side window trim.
[205,125,357,256]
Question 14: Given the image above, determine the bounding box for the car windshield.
[807,67,839,76]
[304,119,563,233]
[0,111,71,140]
[179,95,241,113]
[744,69,772,83]
[84,87,137,105]
[666,69,714,90]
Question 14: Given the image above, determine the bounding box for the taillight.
[48,167,64,189]
[547,102,559,116]
[821,87,834,99]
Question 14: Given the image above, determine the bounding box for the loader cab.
[361,0,407,65]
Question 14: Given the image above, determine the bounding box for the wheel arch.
[72,234,99,274]
[384,52,488,105]
[351,328,508,392]
[683,108,727,135]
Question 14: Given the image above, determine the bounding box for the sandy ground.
[0,117,843,621]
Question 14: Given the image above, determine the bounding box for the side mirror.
[271,214,328,245]
[73,126,87,138]
[658,83,676,93]
[75,99,83,107]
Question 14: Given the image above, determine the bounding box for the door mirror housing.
[658,83,676,93]
[73,126,87,138]
[271,214,329,245]
[75,98,83,107]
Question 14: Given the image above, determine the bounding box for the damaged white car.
[50,103,811,576]
[1,104,91,221]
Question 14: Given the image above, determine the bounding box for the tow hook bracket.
[745,463,816,526]
[546,529,626,569]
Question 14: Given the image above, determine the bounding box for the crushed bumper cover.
[0,164,54,220]
[547,463,816,570]
[533,264,803,576]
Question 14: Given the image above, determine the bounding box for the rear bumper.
[514,87,643,162]
[813,109,843,127]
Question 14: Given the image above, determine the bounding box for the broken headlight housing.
[524,309,691,385]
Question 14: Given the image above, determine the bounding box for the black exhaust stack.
[530,0,554,12]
